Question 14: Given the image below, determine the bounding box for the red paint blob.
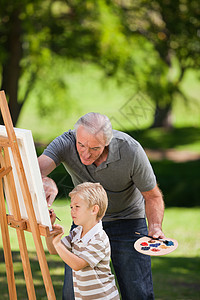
[141,242,148,246]
[151,248,160,252]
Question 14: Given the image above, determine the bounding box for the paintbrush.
[135,232,171,245]
[49,209,61,221]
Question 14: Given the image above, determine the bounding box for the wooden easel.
[0,90,56,299]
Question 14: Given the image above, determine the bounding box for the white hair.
[74,112,113,145]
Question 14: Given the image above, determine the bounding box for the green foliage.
[130,127,200,151]
[153,159,200,207]
[1,0,200,126]
[127,127,200,207]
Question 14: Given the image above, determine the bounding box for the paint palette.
[134,237,178,256]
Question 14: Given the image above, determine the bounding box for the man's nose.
[83,148,91,158]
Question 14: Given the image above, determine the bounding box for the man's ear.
[92,204,99,216]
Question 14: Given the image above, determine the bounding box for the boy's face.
[70,194,95,226]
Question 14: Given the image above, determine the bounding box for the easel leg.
[1,148,55,300]
[0,180,17,300]
[16,230,37,300]
[1,149,36,300]
[0,91,56,299]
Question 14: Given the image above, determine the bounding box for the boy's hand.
[52,224,64,246]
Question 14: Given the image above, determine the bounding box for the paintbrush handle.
[49,209,61,221]
[135,232,164,241]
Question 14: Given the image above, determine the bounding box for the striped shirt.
[61,222,120,300]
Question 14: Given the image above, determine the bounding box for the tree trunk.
[151,102,173,128]
[1,7,23,126]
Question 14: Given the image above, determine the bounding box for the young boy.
[46,182,120,300]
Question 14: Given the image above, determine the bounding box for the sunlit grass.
[162,207,200,257]
[1,204,200,299]
[2,204,200,255]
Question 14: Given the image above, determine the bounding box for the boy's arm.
[53,231,89,271]
[45,211,59,254]
[54,240,89,271]
[46,235,58,255]
[46,224,89,271]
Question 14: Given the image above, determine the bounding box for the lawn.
[0,204,200,299]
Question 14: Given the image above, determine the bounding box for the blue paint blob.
[149,243,161,247]
[141,246,150,251]
[164,241,174,246]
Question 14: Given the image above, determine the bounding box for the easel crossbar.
[6,214,54,236]
[0,166,12,178]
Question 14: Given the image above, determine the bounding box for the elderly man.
[38,112,165,300]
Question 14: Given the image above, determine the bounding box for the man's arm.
[142,185,165,239]
[38,154,58,206]
[38,154,57,177]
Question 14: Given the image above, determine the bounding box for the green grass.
[0,205,200,299]
[152,207,200,299]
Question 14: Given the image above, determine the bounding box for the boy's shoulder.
[88,229,110,248]
[72,223,110,247]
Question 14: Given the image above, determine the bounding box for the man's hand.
[42,177,58,207]
[49,209,56,225]
[148,224,165,239]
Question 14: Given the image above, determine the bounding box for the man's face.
[76,125,106,165]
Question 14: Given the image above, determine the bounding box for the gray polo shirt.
[43,129,156,221]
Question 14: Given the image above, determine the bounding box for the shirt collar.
[94,137,120,171]
[106,137,120,164]
[72,221,103,244]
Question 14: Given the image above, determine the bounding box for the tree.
[99,0,200,127]
[0,0,50,124]
[0,0,101,125]
[1,0,199,127]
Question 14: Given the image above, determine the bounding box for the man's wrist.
[148,223,162,230]
[148,223,165,239]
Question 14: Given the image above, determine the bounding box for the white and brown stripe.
[62,222,120,300]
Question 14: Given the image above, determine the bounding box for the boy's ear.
[92,204,99,216]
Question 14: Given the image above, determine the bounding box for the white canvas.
[0,125,52,230]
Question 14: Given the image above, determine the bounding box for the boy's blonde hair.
[69,182,108,220]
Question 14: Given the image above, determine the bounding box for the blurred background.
[0,1,200,299]
[1,0,199,206]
